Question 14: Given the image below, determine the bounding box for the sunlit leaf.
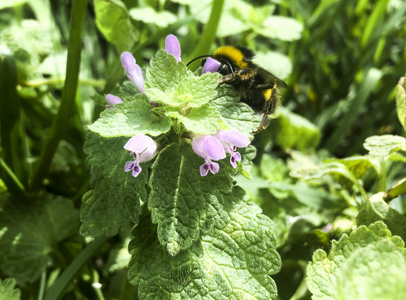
[363,135,406,157]
[270,108,321,151]
[129,186,281,298]
[129,7,177,27]
[94,0,136,52]
[0,278,20,300]
[396,77,406,131]
[307,222,406,300]
[357,192,406,241]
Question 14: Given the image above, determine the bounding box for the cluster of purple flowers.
[105,35,249,177]
[192,130,250,176]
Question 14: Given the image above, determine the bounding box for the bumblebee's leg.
[251,86,280,134]
[252,114,270,134]
[218,68,256,85]
[218,74,235,84]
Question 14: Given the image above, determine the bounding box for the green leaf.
[256,16,303,41]
[324,155,380,179]
[290,161,368,200]
[0,195,78,284]
[254,51,292,80]
[363,134,406,156]
[0,278,20,300]
[147,73,220,108]
[88,95,172,137]
[396,77,406,131]
[357,192,406,241]
[166,104,223,135]
[0,20,52,78]
[211,85,260,136]
[80,132,149,237]
[129,7,177,27]
[148,143,233,255]
[94,0,136,53]
[129,186,281,299]
[145,50,191,91]
[336,239,406,300]
[270,108,321,151]
[307,222,406,300]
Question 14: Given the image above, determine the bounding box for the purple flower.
[203,57,221,74]
[124,134,157,177]
[121,52,146,94]
[105,94,123,109]
[216,130,250,168]
[192,135,226,176]
[165,34,181,62]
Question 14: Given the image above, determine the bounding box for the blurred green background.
[0,0,405,299]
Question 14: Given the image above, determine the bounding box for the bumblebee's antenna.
[219,58,235,77]
[186,55,212,66]
[186,55,235,78]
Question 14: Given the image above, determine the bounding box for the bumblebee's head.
[187,46,255,76]
[212,46,254,70]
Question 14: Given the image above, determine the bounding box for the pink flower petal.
[216,130,250,148]
[105,94,123,108]
[165,34,181,62]
[124,134,157,162]
[200,163,209,176]
[201,136,226,160]
[209,161,220,174]
[121,52,145,94]
[203,57,221,73]
[124,161,135,172]
[132,163,142,177]
[191,135,205,158]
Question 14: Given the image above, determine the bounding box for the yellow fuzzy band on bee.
[263,88,273,101]
[214,46,248,69]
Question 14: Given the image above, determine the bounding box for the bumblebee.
[187,46,287,133]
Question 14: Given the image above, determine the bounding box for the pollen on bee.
[263,88,274,101]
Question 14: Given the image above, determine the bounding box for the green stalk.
[384,178,406,203]
[377,157,387,192]
[30,0,88,192]
[186,0,225,69]
[44,236,108,300]
[0,55,27,188]
[361,0,389,48]
[0,159,25,194]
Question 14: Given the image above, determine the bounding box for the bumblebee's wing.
[255,64,288,89]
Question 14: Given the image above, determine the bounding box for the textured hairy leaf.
[130,186,281,299]
[88,95,172,137]
[0,278,20,300]
[0,196,78,284]
[307,222,406,300]
[363,135,406,157]
[94,0,136,52]
[148,143,233,255]
[212,85,260,136]
[80,132,148,237]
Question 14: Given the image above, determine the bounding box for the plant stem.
[0,159,25,194]
[377,157,387,192]
[29,0,88,192]
[186,0,225,68]
[38,270,47,300]
[44,236,108,300]
[383,178,406,203]
[22,78,106,88]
